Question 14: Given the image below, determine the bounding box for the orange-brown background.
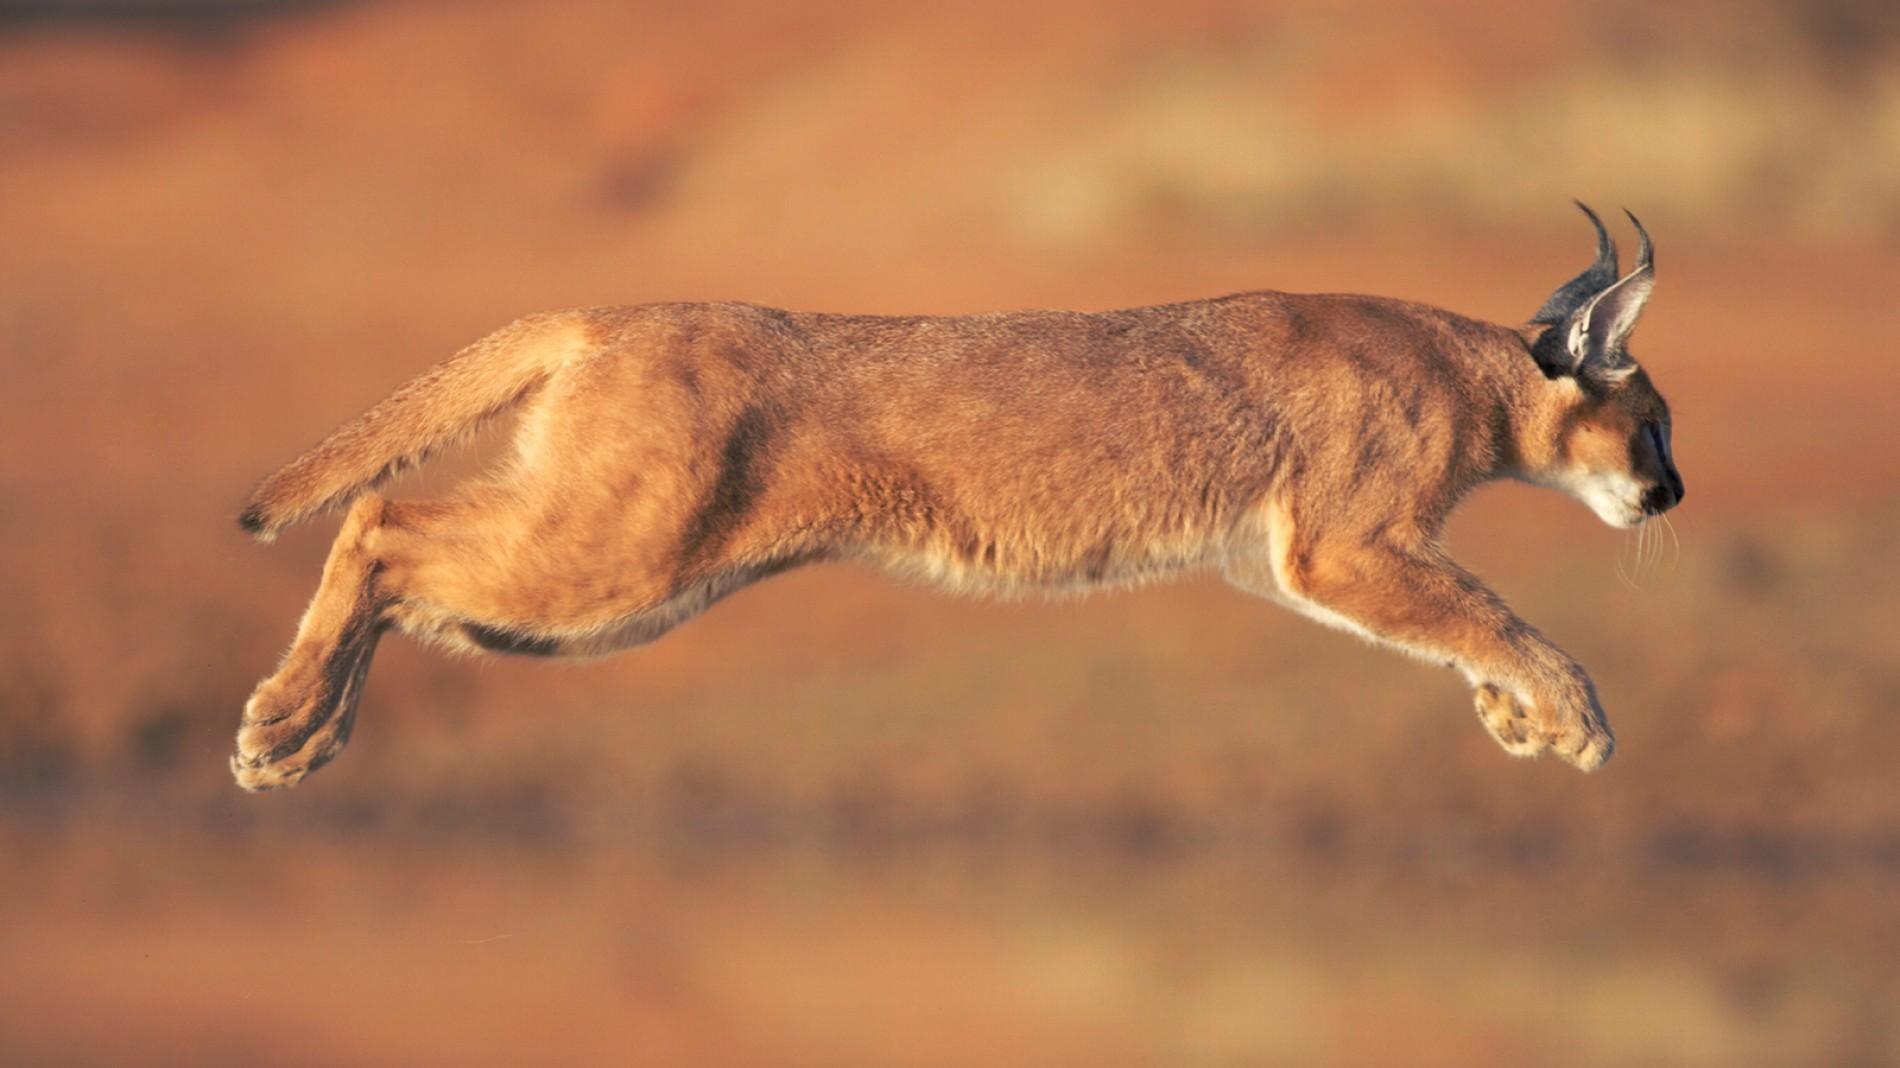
[2,1,1897,1064]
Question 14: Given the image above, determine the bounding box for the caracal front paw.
[1473,680,1614,771]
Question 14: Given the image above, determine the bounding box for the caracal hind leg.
[233,493,392,791]
[234,488,712,791]
[1230,539,1613,770]
[370,488,730,660]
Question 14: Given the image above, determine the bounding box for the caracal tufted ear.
[1533,201,1620,326]
[1563,210,1654,383]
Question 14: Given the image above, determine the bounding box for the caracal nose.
[1641,480,1682,515]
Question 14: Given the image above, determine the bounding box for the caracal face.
[1545,367,1684,529]
[1518,204,1683,531]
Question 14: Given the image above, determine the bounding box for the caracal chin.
[232,204,1683,791]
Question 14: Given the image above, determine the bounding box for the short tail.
[239,312,592,541]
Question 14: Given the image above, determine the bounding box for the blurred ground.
[1,1,1897,1064]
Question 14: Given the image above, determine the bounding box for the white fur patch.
[1555,467,1647,528]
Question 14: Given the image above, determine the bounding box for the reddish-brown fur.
[233,210,1682,790]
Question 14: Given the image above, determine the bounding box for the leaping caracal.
[232,204,1683,791]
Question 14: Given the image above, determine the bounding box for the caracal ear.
[1533,201,1620,326]
[1564,210,1654,383]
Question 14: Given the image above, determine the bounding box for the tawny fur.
[233,208,1683,791]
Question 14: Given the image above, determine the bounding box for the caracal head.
[1520,203,1685,529]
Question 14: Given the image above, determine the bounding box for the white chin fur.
[1562,471,1646,529]
[1593,503,1645,529]
[1521,467,1645,528]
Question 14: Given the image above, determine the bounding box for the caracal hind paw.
[230,667,364,792]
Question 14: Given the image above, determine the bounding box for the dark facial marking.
[1641,423,1685,509]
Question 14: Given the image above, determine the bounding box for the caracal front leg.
[232,494,391,791]
[1230,537,1613,770]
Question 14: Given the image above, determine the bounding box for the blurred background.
[2,0,1897,1063]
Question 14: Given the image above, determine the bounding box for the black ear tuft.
[1532,202,1620,325]
[1624,208,1653,273]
